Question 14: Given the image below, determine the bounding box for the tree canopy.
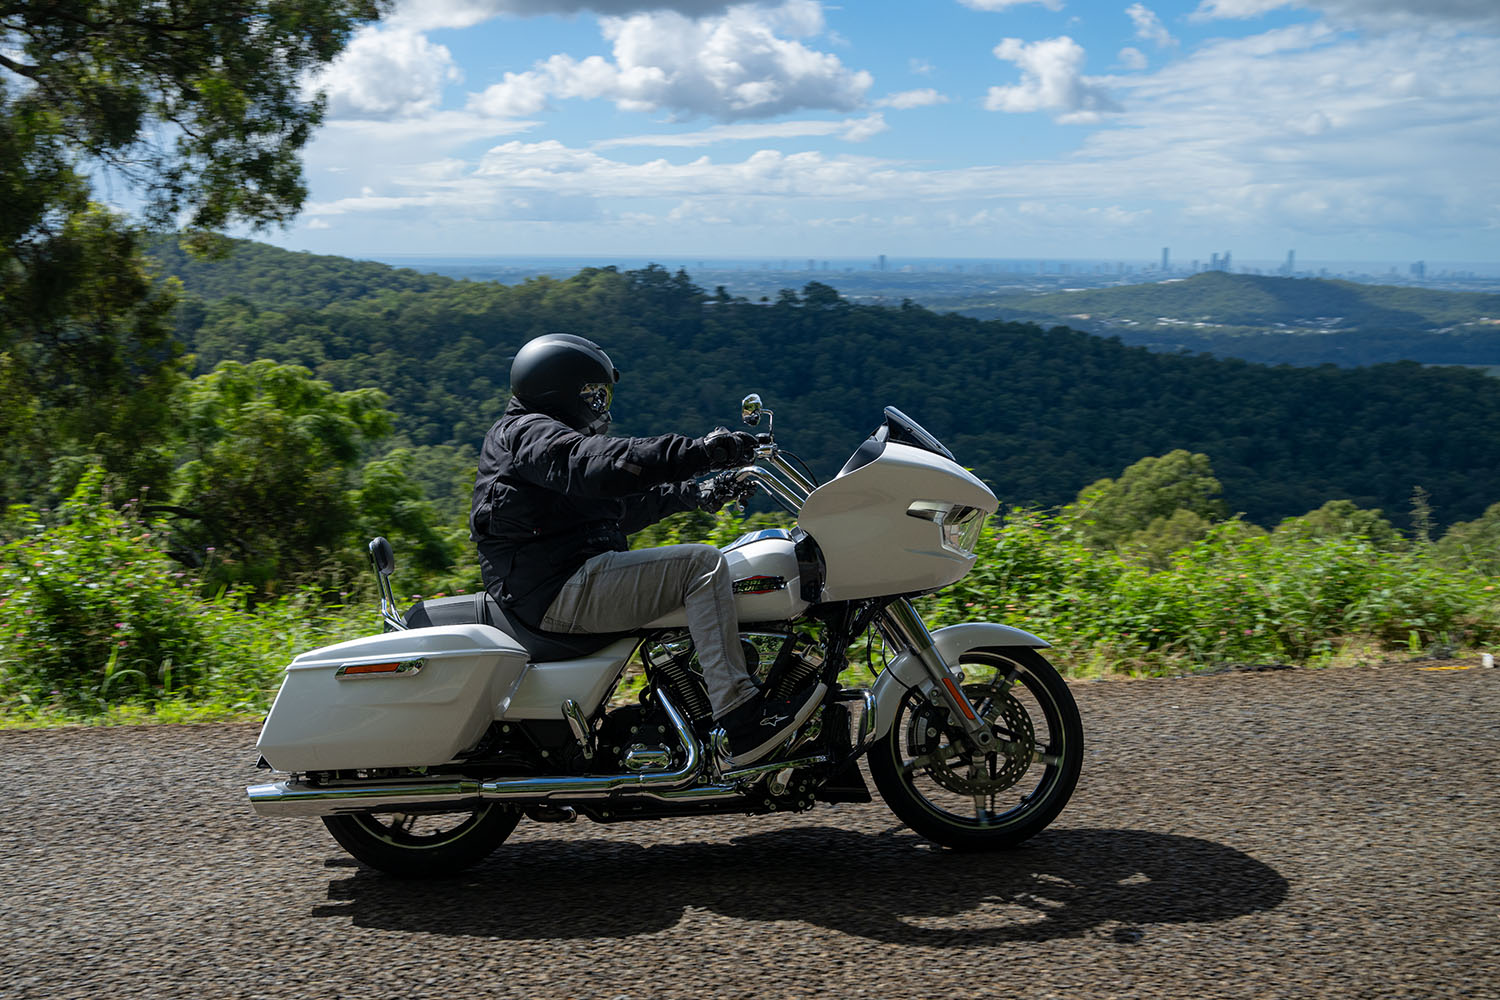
[0,0,385,506]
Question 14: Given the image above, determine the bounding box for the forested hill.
[159,239,1500,528]
[149,238,454,310]
[975,271,1500,367]
[1013,271,1500,328]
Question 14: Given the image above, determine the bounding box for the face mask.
[579,382,613,435]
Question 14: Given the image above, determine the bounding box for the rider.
[471,333,825,767]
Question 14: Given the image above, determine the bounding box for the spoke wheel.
[869,647,1082,850]
[322,804,520,878]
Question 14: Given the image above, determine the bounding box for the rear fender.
[867,622,1050,740]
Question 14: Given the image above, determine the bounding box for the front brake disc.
[907,684,1034,795]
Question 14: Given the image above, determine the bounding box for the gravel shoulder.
[1,660,1495,999]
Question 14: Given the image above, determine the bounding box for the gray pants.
[540,544,759,718]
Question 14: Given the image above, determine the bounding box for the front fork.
[876,600,997,751]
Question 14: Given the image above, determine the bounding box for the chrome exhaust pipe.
[248,691,706,818]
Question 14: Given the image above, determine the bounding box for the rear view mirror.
[741,393,763,427]
[368,537,396,577]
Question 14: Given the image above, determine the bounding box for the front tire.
[869,647,1082,851]
[322,804,520,878]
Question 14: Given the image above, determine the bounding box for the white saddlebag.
[256,624,528,772]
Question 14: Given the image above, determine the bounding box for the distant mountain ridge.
[971,272,1500,368]
[150,239,1500,529]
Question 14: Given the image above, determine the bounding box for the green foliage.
[1434,502,1500,576]
[926,508,1499,676]
[1275,500,1403,551]
[1,0,384,231]
[0,198,185,507]
[0,468,367,717]
[168,359,393,594]
[1069,450,1227,556]
[351,448,461,597]
[1,1,384,508]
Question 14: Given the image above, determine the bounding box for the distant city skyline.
[368,250,1500,277]
[243,0,1500,265]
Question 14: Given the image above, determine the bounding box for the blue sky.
[275,0,1500,264]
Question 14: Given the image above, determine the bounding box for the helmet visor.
[579,382,613,415]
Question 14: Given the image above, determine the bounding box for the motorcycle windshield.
[882,406,955,462]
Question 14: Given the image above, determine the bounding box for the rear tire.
[322,804,520,878]
[869,647,1082,851]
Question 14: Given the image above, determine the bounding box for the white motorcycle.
[247,396,1083,876]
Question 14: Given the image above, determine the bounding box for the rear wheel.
[869,647,1082,850]
[322,804,520,878]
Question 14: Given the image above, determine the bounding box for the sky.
[271,0,1500,264]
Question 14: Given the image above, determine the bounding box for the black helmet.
[510,333,621,434]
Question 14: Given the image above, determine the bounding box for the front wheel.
[322,804,520,878]
[869,647,1083,851]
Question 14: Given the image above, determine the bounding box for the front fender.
[866,621,1050,741]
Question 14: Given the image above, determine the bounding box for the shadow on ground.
[312,826,1287,944]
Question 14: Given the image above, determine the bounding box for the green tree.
[167,359,391,594]
[1434,502,1500,576]
[1275,499,1403,551]
[1,0,384,504]
[1069,450,1228,553]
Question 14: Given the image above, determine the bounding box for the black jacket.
[471,397,713,627]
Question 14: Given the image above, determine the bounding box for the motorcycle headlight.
[907,502,986,557]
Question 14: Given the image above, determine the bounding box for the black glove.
[696,472,758,512]
[699,427,759,470]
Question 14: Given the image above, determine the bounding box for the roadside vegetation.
[4,450,1495,726]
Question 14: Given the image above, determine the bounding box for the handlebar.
[731,447,814,515]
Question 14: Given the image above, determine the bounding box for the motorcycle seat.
[403,592,624,662]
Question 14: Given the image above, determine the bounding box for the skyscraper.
[1161,247,1170,272]
[1283,250,1295,276]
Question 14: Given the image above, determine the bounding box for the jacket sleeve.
[618,481,701,535]
[507,414,712,498]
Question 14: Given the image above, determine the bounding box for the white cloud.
[319,111,541,145]
[313,26,462,118]
[985,36,1122,123]
[389,0,737,31]
[876,88,950,109]
[307,218,332,230]
[299,12,1500,254]
[909,58,935,75]
[593,113,886,147]
[958,0,1065,11]
[1127,3,1177,47]
[1118,46,1149,69]
[467,1,871,120]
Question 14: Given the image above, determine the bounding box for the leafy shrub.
[926,507,1499,676]
[0,469,368,719]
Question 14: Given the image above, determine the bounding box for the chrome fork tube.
[878,599,996,750]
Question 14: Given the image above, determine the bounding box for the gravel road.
[1,660,1495,1000]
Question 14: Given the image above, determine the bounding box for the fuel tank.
[647,528,811,628]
